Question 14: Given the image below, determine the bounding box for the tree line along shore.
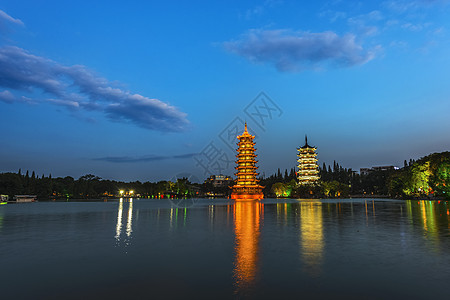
[1,152,448,200]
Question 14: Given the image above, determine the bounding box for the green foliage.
[271,179,296,197]
[321,180,350,198]
[429,161,450,199]
[388,151,450,199]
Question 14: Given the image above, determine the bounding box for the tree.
[429,161,450,199]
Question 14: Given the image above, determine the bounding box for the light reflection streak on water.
[209,205,214,229]
[405,200,443,251]
[372,200,376,216]
[115,198,134,245]
[299,201,324,277]
[276,202,288,224]
[0,211,4,231]
[365,200,368,225]
[233,201,262,294]
[126,198,133,237]
[115,198,123,241]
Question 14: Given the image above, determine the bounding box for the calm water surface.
[1,198,449,299]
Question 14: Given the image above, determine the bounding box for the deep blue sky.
[1,0,450,182]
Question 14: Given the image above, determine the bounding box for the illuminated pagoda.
[231,123,264,200]
[297,135,320,185]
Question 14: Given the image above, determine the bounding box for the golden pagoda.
[231,123,264,200]
[297,135,320,185]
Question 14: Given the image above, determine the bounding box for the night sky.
[1,0,450,182]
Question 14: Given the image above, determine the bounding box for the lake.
[1,198,449,299]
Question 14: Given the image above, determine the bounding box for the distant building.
[360,166,398,175]
[360,168,372,176]
[14,195,37,202]
[205,174,233,187]
[297,135,320,185]
[372,166,396,172]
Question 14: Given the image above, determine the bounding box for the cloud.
[224,29,377,72]
[0,9,24,34]
[94,153,199,163]
[0,89,34,104]
[401,23,424,31]
[0,46,189,132]
[0,9,24,27]
[242,0,283,20]
[382,0,449,12]
[0,90,14,103]
[319,10,347,23]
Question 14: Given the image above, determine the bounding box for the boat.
[13,195,37,203]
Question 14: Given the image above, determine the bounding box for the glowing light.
[231,123,264,200]
[300,201,324,277]
[233,201,262,293]
[297,137,320,185]
[115,200,123,241]
[126,198,133,237]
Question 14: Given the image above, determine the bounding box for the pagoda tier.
[231,123,264,200]
[236,160,258,165]
[297,135,320,185]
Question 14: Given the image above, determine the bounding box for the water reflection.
[233,201,263,294]
[0,210,3,231]
[126,198,133,237]
[299,201,324,277]
[275,201,325,276]
[405,200,450,251]
[115,198,134,246]
[115,198,123,241]
[169,207,189,228]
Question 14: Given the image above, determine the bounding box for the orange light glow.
[233,201,262,292]
[231,123,264,200]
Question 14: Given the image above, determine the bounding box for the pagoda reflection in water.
[233,200,263,293]
[299,201,324,276]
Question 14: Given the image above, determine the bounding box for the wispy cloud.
[224,29,377,72]
[0,90,14,103]
[0,89,33,104]
[345,11,384,38]
[382,0,449,12]
[94,153,199,163]
[319,10,347,23]
[0,46,189,132]
[0,9,24,29]
[241,0,283,20]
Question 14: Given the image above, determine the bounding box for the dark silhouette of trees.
[2,151,448,200]
[0,171,201,200]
